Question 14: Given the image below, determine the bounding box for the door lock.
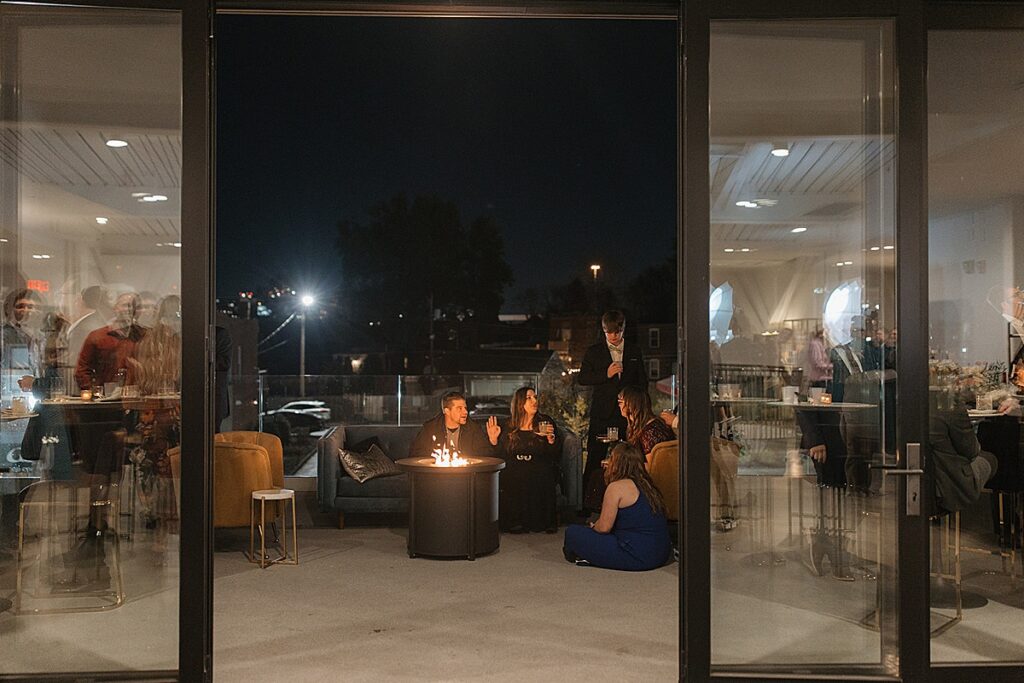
[881,443,923,517]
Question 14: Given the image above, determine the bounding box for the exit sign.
[26,279,49,292]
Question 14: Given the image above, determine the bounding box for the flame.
[429,436,469,467]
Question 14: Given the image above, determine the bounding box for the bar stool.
[930,511,963,636]
[249,488,297,568]
[17,480,125,614]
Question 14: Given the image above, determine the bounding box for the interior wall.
[929,199,1018,364]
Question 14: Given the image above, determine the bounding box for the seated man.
[930,401,998,514]
[409,391,500,459]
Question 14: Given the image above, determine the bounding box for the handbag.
[710,437,740,518]
[19,414,44,461]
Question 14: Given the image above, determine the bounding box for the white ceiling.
[1,10,181,250]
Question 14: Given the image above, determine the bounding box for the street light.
[590,264,601,279]
[299,294,315,396]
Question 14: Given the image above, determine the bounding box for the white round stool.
[249,488,298,568]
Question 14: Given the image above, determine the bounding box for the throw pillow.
[338,443,401,483]
[347,435,383,454]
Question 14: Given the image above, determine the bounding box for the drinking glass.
[606,426,619,441]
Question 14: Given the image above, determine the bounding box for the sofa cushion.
[336,471,411,498]
[339,443,401,483]
[343,425,420,462]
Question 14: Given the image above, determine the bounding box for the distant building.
[547,314,599,370]
[635,322,677,380]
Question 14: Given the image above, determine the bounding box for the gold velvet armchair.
[169,432,284,528]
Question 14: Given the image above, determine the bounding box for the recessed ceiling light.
[844,261,853,265]
[105,139,128,148]
[790,227,807,234]
[735,200,758,208]
[723,248,735,253]
[131,192,148,197]
[836,261,845,267]
[96,217,109,225]
[870,246,881,251]
[32,254,51,259]
[883,245,895,250]
[0,238,8,243]
[150,194,168,201]
[740,248,751,253]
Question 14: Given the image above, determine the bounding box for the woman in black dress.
[499,386,561,533]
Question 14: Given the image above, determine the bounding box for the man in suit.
[409,390,501,459]
[578,310,646,511]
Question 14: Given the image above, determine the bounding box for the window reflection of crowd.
[2,284,182,564]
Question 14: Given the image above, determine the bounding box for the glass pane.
[0,5,181,674]
[927,29,1024,664]
[709,20,899,674]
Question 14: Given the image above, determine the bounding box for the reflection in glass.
[928,29,1024,663]
[0,5,181,674]
[709,20,898,673]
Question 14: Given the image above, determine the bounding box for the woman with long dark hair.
[563,442,672,570]
[619,385,675,459]
[498,386,561,533]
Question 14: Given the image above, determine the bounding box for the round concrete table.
[396,456,505,560]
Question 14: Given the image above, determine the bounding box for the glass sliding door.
[707,19,900,675]
[927,27,1024,667]
[0,3,182,675]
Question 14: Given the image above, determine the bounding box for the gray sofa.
[317,422,582,527]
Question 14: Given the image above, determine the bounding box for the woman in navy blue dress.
[563,442,672,571]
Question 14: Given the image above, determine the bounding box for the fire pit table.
[395,456,505,560]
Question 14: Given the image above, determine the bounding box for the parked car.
[260,408,327,433]
[277,400,331,421]
[468,396,510,418]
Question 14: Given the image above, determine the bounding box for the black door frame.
[684,1,1023,681]
[7,0,1024,680]
[0,1,213,681]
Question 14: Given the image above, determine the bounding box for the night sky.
[216,16,677,310]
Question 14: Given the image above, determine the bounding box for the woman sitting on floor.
[563,442,672,571]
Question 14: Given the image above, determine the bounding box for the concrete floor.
[3,481,1024,679]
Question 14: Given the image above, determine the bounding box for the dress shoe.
[807,529,828,576]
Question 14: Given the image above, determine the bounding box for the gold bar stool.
[249,488,298,568]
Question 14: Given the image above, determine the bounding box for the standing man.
[578,310,646,512]
[409,390,501,459]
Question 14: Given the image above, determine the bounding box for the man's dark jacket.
[930,407,991,513]
[577,340,646,424]
[409,413,497,459]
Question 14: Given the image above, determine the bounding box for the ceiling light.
[844,261,853,265]
[105,139,128,148]
[150,194,168,201]
[836,261,845,267]
[790,227,807,234]
[0,238,9,243]
[770,141,790,157]
[870,246,881,251]
[723,248,735,253]
[131,192,148,197]
[96,217,108,225]
[735,200,758,208]
[740,248,751,253]
[32,254,51,259]
[883,245,895,250]
[754,198,778,207]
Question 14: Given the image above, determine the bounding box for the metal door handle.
[898,443,922,516]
